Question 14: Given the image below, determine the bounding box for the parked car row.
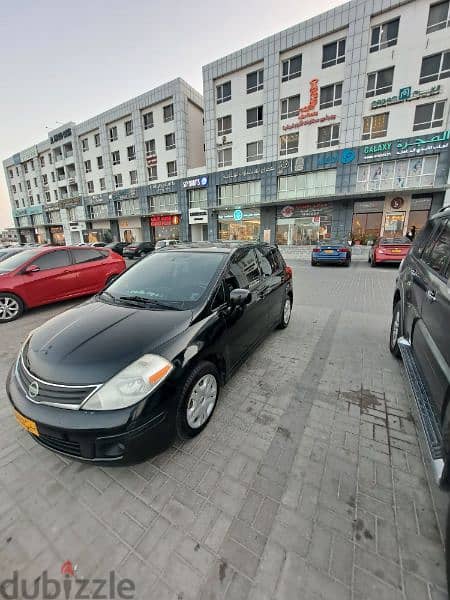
[6,242,293,462]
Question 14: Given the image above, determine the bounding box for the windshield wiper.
[118,296,181,310]
[100,291,119,303]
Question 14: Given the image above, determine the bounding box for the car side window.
[229,249,261,290]
[255,248,273,276]
[33,250,71,270]
[422,219,450,279]
[71,249,104,264]
[412,221,437,257]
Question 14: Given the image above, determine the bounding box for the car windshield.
[380,237,411,245]
[0,249,40,273]
[103,250,227,309]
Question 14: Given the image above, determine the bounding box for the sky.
[0,0,347,229]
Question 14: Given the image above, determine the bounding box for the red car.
[369,236,412,267]
[0,246,126,322]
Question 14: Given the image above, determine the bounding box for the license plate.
[391,249,402,253]
[324,250,335,254]
[14,410,39,436]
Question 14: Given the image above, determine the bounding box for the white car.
[155,239,179,250]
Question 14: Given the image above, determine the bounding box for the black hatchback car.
[123,241,155,259]
[7,243,293,463]
[105,242,129,256]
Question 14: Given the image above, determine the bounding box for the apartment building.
[3,79,204,245]
[202,0,450,245]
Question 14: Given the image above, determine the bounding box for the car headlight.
[82,354,173,411]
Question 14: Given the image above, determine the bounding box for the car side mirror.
[229,289,252,307]
[24,264,40,274]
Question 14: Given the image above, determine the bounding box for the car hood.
[25,299,193,384]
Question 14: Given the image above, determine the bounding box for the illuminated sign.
[150,214,180,227]
[361,130,449,161]
[282,79,337,131]
[233,209,243,221]
[183,176,208,189]
[371,85,441,110]
[317,148,356,167]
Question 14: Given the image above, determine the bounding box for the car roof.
[160,241,275,254]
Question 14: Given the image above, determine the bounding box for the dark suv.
[390,206,450,477]
[123,241,155,259]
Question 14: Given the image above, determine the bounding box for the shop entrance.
[276,217,326,246]
[218,219,260,241]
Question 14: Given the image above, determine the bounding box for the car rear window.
[71,248,105,264]
[380,237,411,245]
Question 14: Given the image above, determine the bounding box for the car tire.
[278,294,292,329]
[0,293,24,323]
[389,301,402,358]
[175,361,220,440]
[371,256,377,268]
[345,260,351,267]
[311,260,318,266]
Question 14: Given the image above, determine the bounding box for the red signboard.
[150,214,180,227]
[146,154,157,166]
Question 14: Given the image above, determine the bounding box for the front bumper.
[6,366,176,463]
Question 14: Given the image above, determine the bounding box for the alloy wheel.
[391,308,400,348]
[186,374,218,429]
[283,298,292,325]
[0,297,19,321]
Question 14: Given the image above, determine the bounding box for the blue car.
[311,241,352,267]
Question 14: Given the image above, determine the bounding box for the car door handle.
[426,290,437,302]
[410,269,420,278]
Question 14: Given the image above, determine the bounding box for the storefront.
[149,214,181,242]
[185,183,208,242]
[84,220,114,244]
[118,216,143,243]
[276,202,333,245]
[217,209,261,241]
[49,226,65,245]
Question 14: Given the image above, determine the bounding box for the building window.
[125,120,133,136]
[247,106,263,128]
[19,182,22,191]
[129,170,138,185]
[281,54,302,82]
[163,104,174,122]
[362,113,389,139]
[48,154,53,165]
[281,95,301,119]
[320,83,343,110]
[143,112,154,129]
[413,100,445,130]
[356,156,438,191]
[247,141,263,162]
[167,161,177,177]
[127,145,136,161]
[36,193,40,204]
[51,172,55,183]
[40,156,45,167]
[29,195,34,205]
[278,170,336,200]
[370,18,400,52]
[33,177,38,188]
[54,190,58,201]
[114,174,123,189]
[367,67,394,97]
[111,151,120,165]
[30,160,34,171]
[45,191,50,203]
[218,148,232,167]
[216,81,231,104]
[87,181,94,193]
[86,205,94,220]
[148,166,158,181]
[94,133,101,147]
[280,133,299,156]
[247,69,264,93]
[26,180,31,190]
[97,156,103,169]
[419,51,450,83]
[42,174,48,185]
[84,160,91,173]
[217,115,232,136]
[317,124,340,148]
[81,138,88,152]
[188,188,207,209]
[165,133,176,150]
[11,184,16,193]
[100,177,106,191]
[149,193,178,213]
[427,1,450,33]
[217,181,261,206]
[9,169,14,179]
[145,139,156,155]
[322,39,346,68]
[114,201,122,216]
[109,126,118,142]
[24,163,28,174]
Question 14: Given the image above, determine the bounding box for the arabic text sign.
[371,85,440,110]
[360,130,449,162]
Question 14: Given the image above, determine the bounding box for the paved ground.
[0,261,447,599]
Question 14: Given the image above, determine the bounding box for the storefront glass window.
[149,193,178,213]
[356,155,438,192]
[276,218,323,245]
[217,181,261,207]
[351,213,383,243]
[383,212,406,238]
[188,189,207,209]
[219,220,260,241]
[119,199,140,216]
[278,170,336,200]
[408,210,430,232]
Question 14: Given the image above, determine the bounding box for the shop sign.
[146,154,157,167]
[282,79,337,131]
[221,164,276,182]
[277,202,332,219]
[14,208,27,218]
[50,128,72,144]
[360,130,449,161]
[217,209,260,221]
[148,180,176,194]
[370,85,440,110]
[26,205,43,216]
[150,214,180,227]
[390,197,404,210]
[112,190,138,201]
[89,195,106,206]
[233,209,243,221]
[12,153,21,165]
[188,209,208,224]
[58,196,81,210]
[183,176,208,189]
[20,145,38,162]
[317,148,356,167]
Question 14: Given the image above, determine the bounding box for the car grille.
[32,432,82,457]
[16,351,100,408]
